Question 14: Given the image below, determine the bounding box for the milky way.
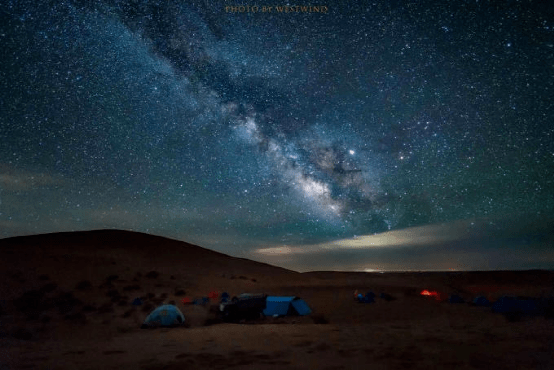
[1,1,553,269]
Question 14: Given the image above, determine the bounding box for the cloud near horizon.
[254,219,485,256]
[251,217,554,272]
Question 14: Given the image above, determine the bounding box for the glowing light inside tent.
[420,290,441,301]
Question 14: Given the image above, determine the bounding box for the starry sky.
[1,0,553,271]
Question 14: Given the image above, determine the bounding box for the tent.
[208,291,219,299]
[220,293,267,321]
[473,296,491,307]
[421,290,443,301]
[220,292,230,302]
[132,297,143,306]
[141,305,185,328]
[263,296,312,317]
[492,296,539,315]
[449,294,465,303]
[357,292,375,303]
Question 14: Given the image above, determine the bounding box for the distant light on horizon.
[248,216,554,272]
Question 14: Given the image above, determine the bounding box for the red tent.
[181,296,193,304]
[208,291,219,299]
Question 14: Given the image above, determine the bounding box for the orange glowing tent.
[420,290,442,301]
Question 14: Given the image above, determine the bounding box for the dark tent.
[220,293,267,321]
[132,297,143,306]
[449,294,465,304]
[221,292,230,302]
[473,296,491,307]
[379,293,396,301]
[263,296,312,316]
[492,296,540,315]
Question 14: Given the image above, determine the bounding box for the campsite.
[2,0,553,367]
[2,230,554,369]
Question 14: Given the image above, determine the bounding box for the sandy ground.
[1,230,554,369]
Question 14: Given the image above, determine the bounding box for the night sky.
[1,0,553,271]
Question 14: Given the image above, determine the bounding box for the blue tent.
[357,292,375,303]
[263,296,312,317]
[291,298,312,316]
[142,305,185,328]
[473,296,490,307]
[221,292,230,302]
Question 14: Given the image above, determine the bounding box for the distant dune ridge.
[1,230,554,370]
[0,229,296,298]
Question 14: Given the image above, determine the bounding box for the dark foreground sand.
[1,230,554,369]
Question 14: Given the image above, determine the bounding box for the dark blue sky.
[1,0,553,271]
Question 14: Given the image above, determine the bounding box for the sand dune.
[1,230,554,369]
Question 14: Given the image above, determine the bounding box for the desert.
[1,230,554,370]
